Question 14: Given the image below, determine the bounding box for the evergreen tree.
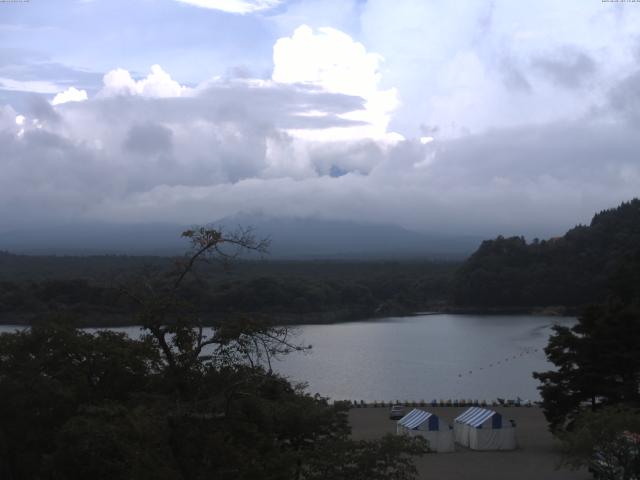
[534,303,640,430]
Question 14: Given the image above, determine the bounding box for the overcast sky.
[1,0,639,238]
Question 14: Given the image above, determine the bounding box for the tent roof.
[454,407,482,422]
[455,407,497,427]
[398,409,435,429]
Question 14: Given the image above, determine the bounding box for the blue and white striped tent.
[398,409,440,431]
[396,409,454,453]
[454,407,516,450]
[455,407,502,429]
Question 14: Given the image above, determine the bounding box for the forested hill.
[452,199,640,309]
[0,256,457,326]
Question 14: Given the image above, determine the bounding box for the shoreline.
[0,304,580,328]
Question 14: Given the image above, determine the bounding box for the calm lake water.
[0,314,574,402]
[274,314,575,402]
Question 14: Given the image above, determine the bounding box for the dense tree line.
[0,259,455,326]
[453,199,640,308]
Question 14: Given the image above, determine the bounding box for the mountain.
[452,199,640,308]
[216,213,481,259]
[0,216,482,259]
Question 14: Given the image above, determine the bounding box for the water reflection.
[274,314,574,402]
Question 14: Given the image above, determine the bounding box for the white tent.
[396,409,455,453]
[454,407,516,450]
[453,406,481,447]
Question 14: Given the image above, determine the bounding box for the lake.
[274,314,574,402]
[0,314,574,402]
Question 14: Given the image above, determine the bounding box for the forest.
[453,199,640,309]
[0,254,456,326]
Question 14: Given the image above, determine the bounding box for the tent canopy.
[454,407,502,429]
[398,409,440,431]
[397,409,455,453]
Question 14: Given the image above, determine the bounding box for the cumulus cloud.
[52,86,88,106]
[356,0,640,137]
[174,0,282,14]
[1,12,640,240]
[2,74,639,238]
[100,65,189,98]
[0,58,375,230]
[272,25,400,142]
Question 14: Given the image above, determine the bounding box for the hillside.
[452,199,640,308]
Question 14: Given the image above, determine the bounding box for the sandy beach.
[349,406,590,480]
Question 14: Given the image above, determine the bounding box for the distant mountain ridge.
[453,199,640,308]
[0,215,482,259]
[216,213,481,259]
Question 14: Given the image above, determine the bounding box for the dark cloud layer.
[609,70,640,124]
[532,48,597,88]
[123,123,173,155]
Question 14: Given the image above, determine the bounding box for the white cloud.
[100,64,189,98]
[2,13,640,239]
[357,0,640,138]
[2,75,639,238]
[272,25,401,142]
[52,86,88,106]
[174,0,282,14]
[0,77,60,94]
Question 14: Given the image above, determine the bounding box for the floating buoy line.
[456,346,541,378]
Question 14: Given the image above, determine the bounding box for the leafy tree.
[302,435,427,480]
[0,320,161,479]
[51,403,178,480]
[0,226,428,479]
[558,406,640,480]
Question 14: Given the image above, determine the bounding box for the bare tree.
[120,226,308,391]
